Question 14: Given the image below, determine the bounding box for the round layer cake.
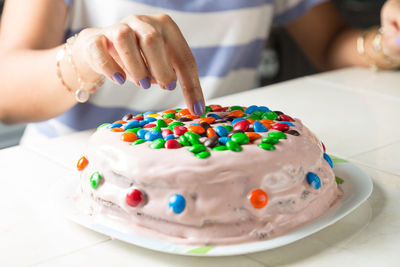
[76,104,342,245]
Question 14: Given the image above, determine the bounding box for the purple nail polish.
[165,80,176,91]
[139,77,151,89]
[112,72,125,85]
[193,100,205,116]
[397,36,400,47]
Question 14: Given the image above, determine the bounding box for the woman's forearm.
[0,47,77,124]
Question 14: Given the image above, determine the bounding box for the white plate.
[56,160,372,256]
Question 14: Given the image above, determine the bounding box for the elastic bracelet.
[356,28,378,71]
[56,35,105,103]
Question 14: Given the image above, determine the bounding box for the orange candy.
[207,128,217,137]
[178,108,191,117]
[164,118,173,124]
[228,110,244,118]
[246,132,262,142]
[113,120,127,124]
[77,156,88,171]
[188,125,205,135]
[199,117,216,124]
[162,109,177,115]
[120,132,138,142]
[249,189,268,209]
[110,127,124,132]
[185,114,200,120]
[259,119,274,129]
[209,104,222,110]
[246,118,256,125]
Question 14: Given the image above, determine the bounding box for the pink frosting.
[77,114,342,245]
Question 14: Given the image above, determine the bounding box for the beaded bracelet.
[56,35,105,103]
[357,28,378,72]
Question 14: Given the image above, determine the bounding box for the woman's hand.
[72,14,205,115]
[380,0,400,62]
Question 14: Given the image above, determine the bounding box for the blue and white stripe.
[22,0,325,143]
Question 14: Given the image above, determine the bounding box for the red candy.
[173,126,188,136]
[131,116,144,121]
[126,188,143,207]
[233,120,249,132]
[143,123,156,128]
[271,123,289,132]
[322,142,326,153]
[162,129,173,138]
[77,156,88,171]
[165,139,182,149]
[249,189,268,209]
[277,114,295,122]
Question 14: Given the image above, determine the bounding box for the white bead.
[75,89,89,103]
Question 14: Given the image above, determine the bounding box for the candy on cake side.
[75,105,342,245]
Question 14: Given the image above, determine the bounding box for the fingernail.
[112,72,125,85]
[165,80,176,91]
[193,100,205,116]
[139,77,151,89]
[397,36,400,47]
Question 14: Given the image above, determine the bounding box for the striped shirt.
[21,0,325,144]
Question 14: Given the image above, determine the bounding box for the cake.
[76,104,342,245]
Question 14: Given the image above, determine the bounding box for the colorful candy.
[126,188,144,207]
[306,172,321,189]
[252,122,268,133]
[323,153,333,168]
[121,132,138,142]
[90,171,102,189]
[195,150,211,159]
[216,126,229,137]
[226,140,242,152]
[165,139,182,149]
[144,130,163,141]
[249,189,268,209]
[169,194,186,214]
[77,156,88,171]
[233,120,250,132]
[258,143,276,151]
[231,133,249,145]
[188,125,205,135]
[271,123,290,132]
[150,138,165,149]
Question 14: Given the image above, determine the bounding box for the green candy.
[195,151,211,159]
[188,144,207,154]
[262,111,278,120]
[184,132,201,145]
[205,106,212,113]
[150,138,165,149]
[247,115,260,121]
[231,133,250,145]
[168,121,185,131]
[135,114,143,117]
[268,131,287,140]
[156,119,168,128]
[258,143,276,151]
[163,112,175,119]
[226,140,242,152]
[175,108,182,112]
[151,126,162,132]
[178,135,191,146]
[124,127,140,134]
[261,136,279,145]
[131,139,146,145]
[212,145,228,151]
[97,123,110,130]
[222,125,233,132]
[252,110,264,118]
[90,171,102,189]
[230,106,244,111]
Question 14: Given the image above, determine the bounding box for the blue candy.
[169,194,186,214]
[231,118,246,126]
[143,111,155,116]
[244,105,258,114]
[207,113,221,120]
[279,121,294,127]
[323,153,333,168]
[306,172,321,189]
[145,130,163,141]
[164,134,175,141]
[123,120,140,130]
[144,117,157,123]
[252,121,268,133]
[216,126,229,137]
[139,120,148,127]
[190,123,200,126]
[137,129,148,139]
[218,136,231,145]
[258,106,271,113]
[107,123,122,129]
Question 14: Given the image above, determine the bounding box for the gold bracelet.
[356,27,378,71]
[372,28,400,69]
[56,34,105,103]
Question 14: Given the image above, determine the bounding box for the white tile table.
[1,67,399,266]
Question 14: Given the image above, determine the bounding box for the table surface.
[1,67,399,267]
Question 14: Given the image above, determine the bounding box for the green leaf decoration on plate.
[187,246,215,254]
[335,176,344,184]
[329,154,348,163]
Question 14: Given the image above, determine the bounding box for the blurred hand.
[380,0,400,61]
[71,14,205,115]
